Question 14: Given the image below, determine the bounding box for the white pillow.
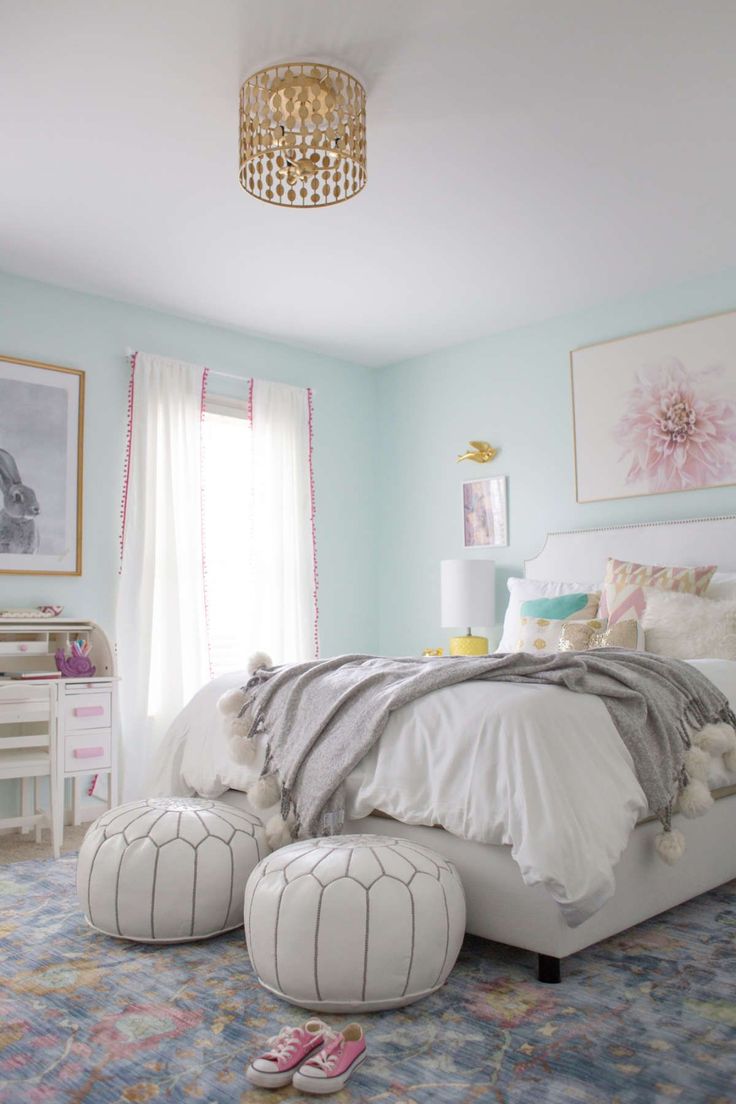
[498,577,601,652]
[641,589,736,660]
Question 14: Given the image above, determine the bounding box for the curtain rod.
[206,370,251,385]
[124,347,249,385]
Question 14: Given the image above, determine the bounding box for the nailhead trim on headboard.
[525,515,736,580]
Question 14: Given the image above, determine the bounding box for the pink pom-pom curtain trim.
[307,387,320,659]
[118,352,137,574]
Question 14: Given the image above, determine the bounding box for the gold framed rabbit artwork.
[0,355,85,575]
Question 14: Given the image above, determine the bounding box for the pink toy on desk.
[55,638,96,678]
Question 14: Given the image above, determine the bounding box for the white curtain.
[117,360,318,801]
[116,353,210,801]
[251,378,318,663]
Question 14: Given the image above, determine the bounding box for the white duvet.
[150,659,736,926]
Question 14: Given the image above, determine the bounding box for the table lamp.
[441,559,495,656]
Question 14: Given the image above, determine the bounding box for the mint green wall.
[0,270,378,656]
[376,268,736,656]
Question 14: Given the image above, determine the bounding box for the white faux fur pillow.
[641,589,736,660]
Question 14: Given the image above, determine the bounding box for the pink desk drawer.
[64,730,111,773]
[64,692,111,732]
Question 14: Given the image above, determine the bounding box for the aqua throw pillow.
[520,592,599,620]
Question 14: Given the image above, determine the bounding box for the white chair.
[0,682,60,858]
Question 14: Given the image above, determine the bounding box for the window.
[202,395,254,677]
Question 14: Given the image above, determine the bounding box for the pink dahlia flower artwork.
[614,358,736,493]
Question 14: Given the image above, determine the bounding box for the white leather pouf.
[244,834,466,1012]
[77,797,268,942]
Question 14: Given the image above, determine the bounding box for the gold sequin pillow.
[558,619,641,652]
[515,617,605,653]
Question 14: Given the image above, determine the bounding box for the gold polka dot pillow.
[515,617,641,653]
[515,616,605,653]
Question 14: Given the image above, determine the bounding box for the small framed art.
[571,309,736,503]
[462,476,508,548]
[0,354,84,575]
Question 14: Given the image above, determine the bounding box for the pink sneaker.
[292,1023,367,1095]
[246,1019,327,1088]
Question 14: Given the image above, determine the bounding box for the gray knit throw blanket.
[237,650,736,843]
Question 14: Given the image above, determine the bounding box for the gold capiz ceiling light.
[239,61,366,208]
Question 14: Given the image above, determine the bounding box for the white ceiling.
[1,0,735,366]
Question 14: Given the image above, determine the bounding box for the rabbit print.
[0,448,40,554]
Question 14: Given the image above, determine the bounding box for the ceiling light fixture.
[239,61,366,208]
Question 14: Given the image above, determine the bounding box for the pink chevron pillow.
[600,557,717,626]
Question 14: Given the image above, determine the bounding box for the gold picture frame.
[0,354,84,575]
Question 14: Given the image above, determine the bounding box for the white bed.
[350,514,736,980]
[155,514,736,982]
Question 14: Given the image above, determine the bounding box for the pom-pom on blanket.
[229,650,736,860]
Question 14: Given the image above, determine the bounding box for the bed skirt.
[219,788,736,961]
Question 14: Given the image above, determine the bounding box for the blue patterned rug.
[0,854,734,1104]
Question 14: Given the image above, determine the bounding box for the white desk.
[0,619,119,844]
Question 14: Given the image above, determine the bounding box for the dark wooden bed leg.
[537,954,561,983]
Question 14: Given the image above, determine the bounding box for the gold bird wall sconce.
[456,441,498,464]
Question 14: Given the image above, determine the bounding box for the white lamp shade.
[441,559,495,630]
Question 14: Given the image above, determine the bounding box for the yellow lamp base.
[449,634,489,656]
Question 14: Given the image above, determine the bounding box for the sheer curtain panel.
[116,353,210,801]
[250,378,318,664]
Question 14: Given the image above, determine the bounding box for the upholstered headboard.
[525,515,736,583]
